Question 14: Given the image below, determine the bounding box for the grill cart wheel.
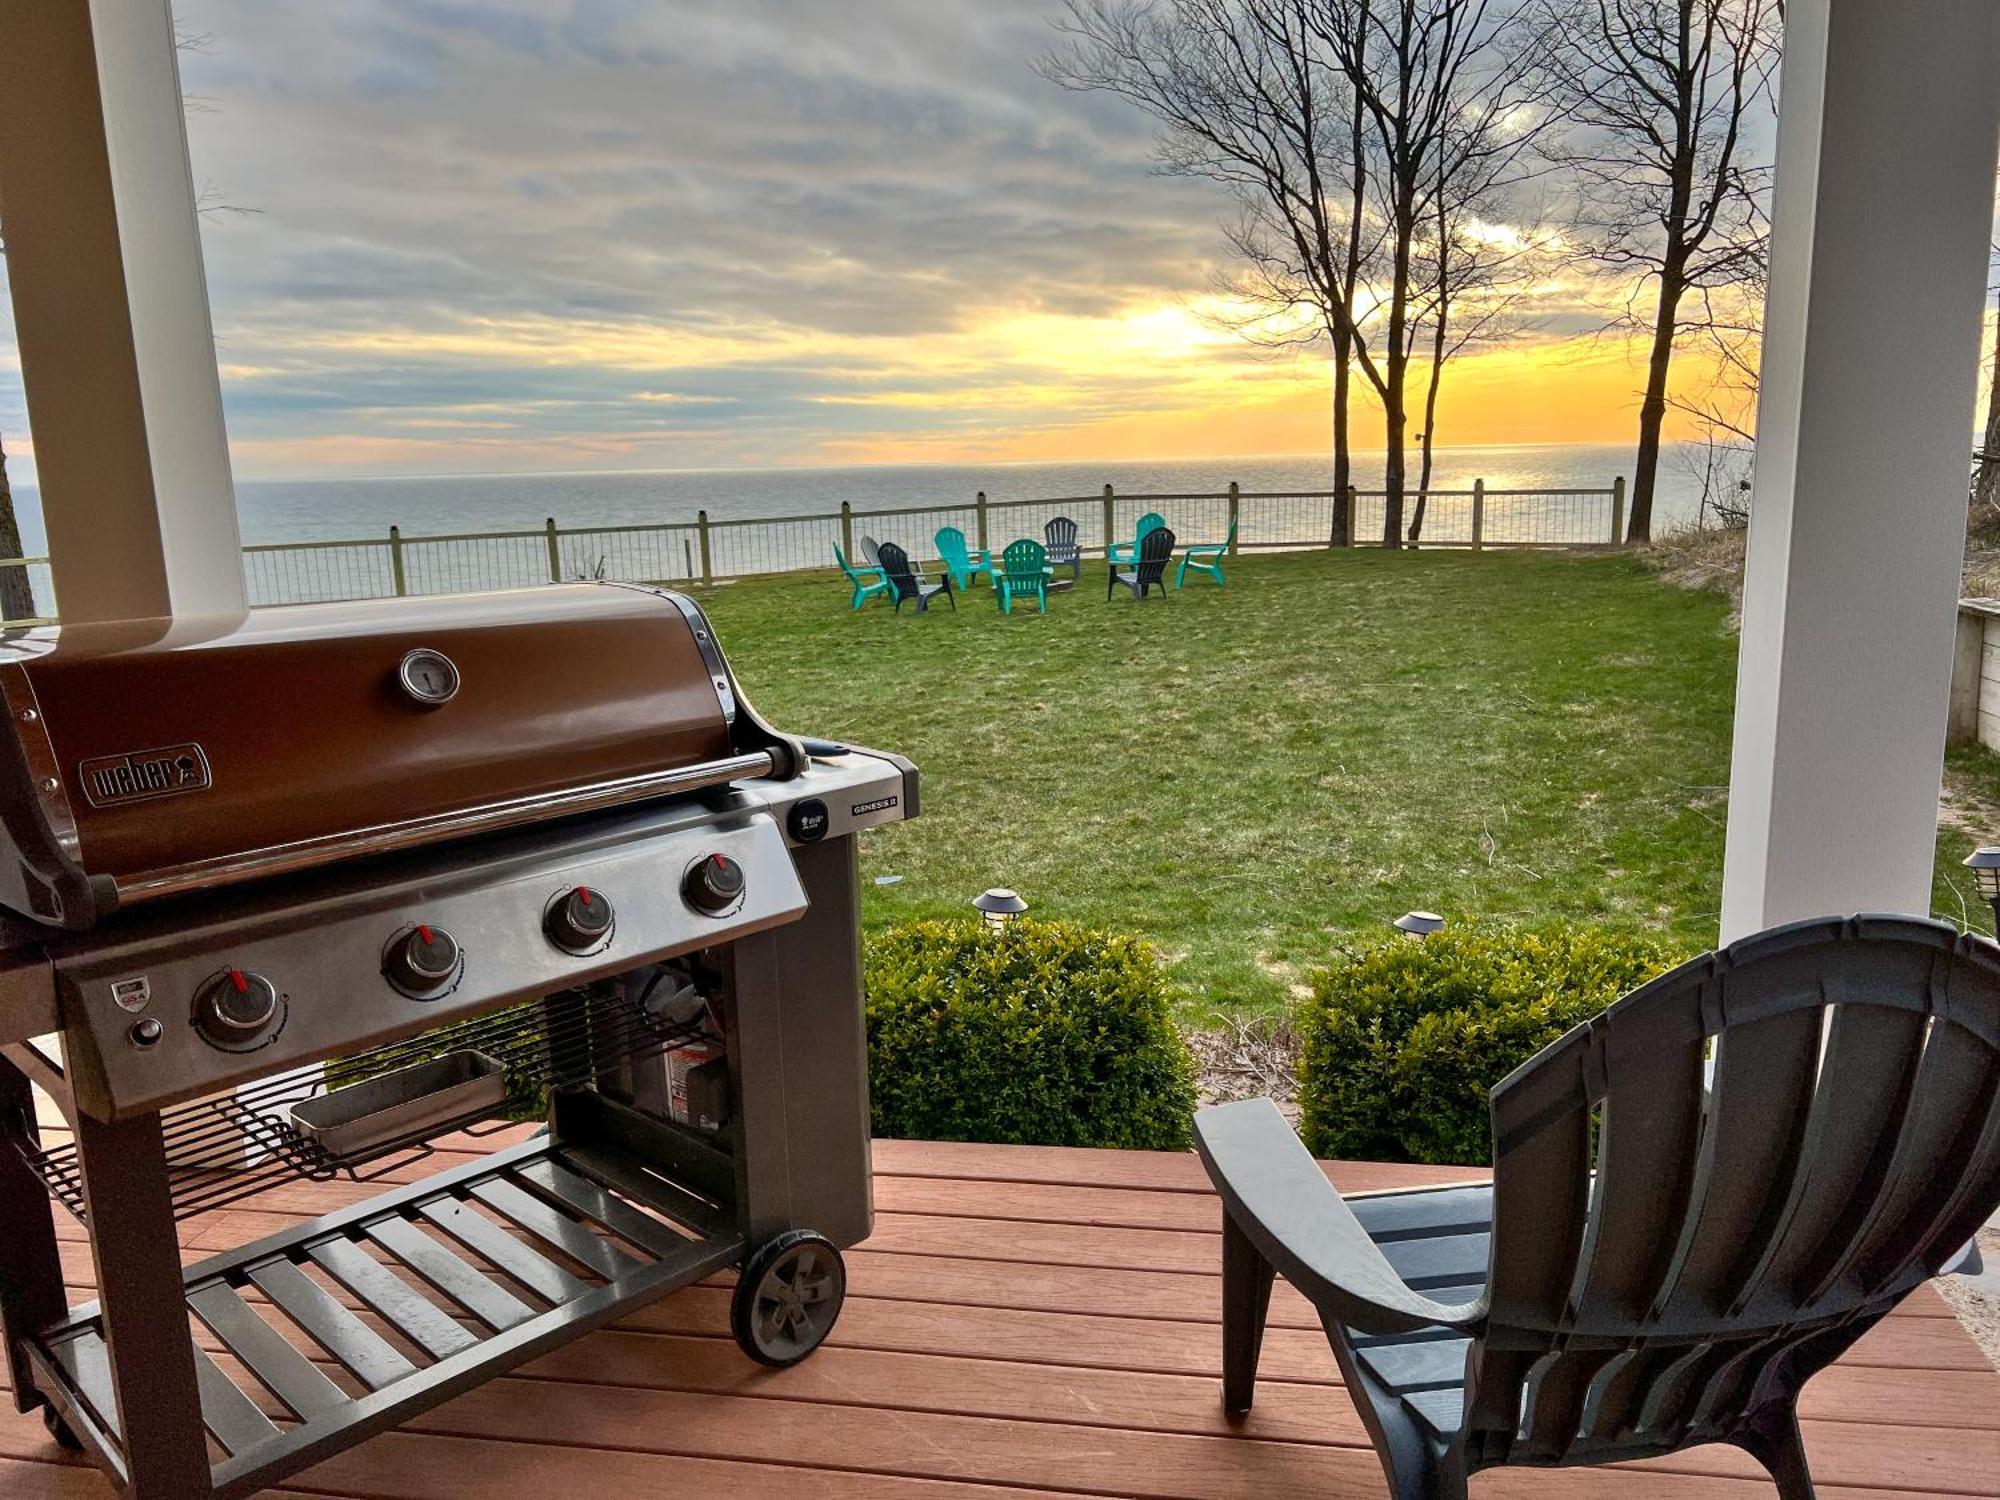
[731,1231,846,1367]
[42,1407,83,1453]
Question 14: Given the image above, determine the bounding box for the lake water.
[5,441,1714,555]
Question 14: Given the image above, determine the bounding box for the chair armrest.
[1194,1098,1487,1336]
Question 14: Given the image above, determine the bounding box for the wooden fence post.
[544,517,562,582]
[1471,479,1486,551]
[1611,477,1627,547]
[1101,484,1116,556]
[697,510,714,586]
[1227,482,1241,553]
[388,525,407,595]
[840,500,854,560]
[976,491,989,553]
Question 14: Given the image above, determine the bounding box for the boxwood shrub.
[1297,923,1686,1166]
[865,917,1197,1150]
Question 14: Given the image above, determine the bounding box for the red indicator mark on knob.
[229,968,248,993]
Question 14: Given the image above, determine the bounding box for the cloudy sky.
[0,0,1692,483]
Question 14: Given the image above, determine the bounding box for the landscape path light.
[974,888,1028,930]
[1393,911,1445,939]
[1963,847,2000,935]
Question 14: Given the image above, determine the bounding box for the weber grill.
[0,582,914,1499]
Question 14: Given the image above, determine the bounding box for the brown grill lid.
[0,584,745,927]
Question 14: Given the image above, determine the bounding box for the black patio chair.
[1196,914,2000,1500]
[875,540,954,614]
[1107,525,1174,602]
[1043,516,1082,584]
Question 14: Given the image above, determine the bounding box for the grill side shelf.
[25,1138,747,1500]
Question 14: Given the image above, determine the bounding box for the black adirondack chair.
[1108,525,1174,602]
[1197,915,2000,1500]
[875,540,954,613]
[1044,515,1082,583]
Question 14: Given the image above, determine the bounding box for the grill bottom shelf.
[24,1135,745,1500]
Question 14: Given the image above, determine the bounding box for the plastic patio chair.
[1043,516,1082,583]
[1195,914,2000,1500]
[1108,525,1174,602]
[935,526,994,591]
[1107,511,1166,567]
[874,540,954,614]
[1176,517,1237,589]
[833,542,889,611]
[994,538,1051,615]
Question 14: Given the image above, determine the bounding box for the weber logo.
[851,795,898,817]
[78,744,211,808]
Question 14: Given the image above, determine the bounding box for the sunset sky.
[0,0,1752,485]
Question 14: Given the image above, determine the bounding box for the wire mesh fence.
[1,479,1624,622]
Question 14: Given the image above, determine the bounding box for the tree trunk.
[0,433,35,622]
[1381,228,1413,549]
[1408,270,1449,546]
[1629,263,1689,546]
[1330,327,1353,546]
[1975,281,2000,522]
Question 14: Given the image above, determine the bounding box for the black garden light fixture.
[973,887,1029,929]
[1963,847,2000,934]
[1393,910,1446,938]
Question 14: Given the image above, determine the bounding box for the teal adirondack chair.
[934,526,994,591]
[1107,512,1166,567]
[834,542,890,610]
[994,538,1051,615]
[1176,517,1237,588]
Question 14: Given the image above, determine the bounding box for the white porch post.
[1720,0,2000,941]
[0,0,245,624]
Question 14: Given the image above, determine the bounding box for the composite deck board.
[7,1139,1999,1499]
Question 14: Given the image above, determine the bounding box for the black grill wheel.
[731,1230,846,1368]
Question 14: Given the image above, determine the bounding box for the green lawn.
[706,547,1774,1019]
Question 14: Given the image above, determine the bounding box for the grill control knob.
[684,853,745,916]
[195,969,280,1045]
[385,924,460,994]
[546,887,613,953]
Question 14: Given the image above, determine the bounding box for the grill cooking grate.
[20,984,705,1223]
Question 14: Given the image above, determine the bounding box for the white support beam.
[0,0,245,624]
[1721,0,2000,940]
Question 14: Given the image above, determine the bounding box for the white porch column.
[0,0,245,624]
[1720,0,2000,941]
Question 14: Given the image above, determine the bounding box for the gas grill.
[0,582,914,1499]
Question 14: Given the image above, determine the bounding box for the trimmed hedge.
[865,917,1197,1150]
[1297,923,1686,1166]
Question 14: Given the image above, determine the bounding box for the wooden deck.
[6,1131,2000,1499]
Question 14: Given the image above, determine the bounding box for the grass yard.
[708,546,1761,1019]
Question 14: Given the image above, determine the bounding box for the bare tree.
[1536,0,1780,544]
[1042,0,1380,543]
[1046,0,1545,548]
[1308,0,1549,542]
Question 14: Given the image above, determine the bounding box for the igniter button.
[128,1017,163,1049]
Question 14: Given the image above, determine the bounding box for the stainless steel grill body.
[0,586,914,1499]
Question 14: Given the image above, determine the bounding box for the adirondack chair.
[993,538,1051,615]
[1043,516,1082,583]
[875,540,954,613]
[1176,517,1237,589]
[833,542,889,610]
[1107,511,1166,567]
[935,526,994,591]
[1108,525,1174,602]
[1195,914,2000,1500]
[860,534,887,571]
